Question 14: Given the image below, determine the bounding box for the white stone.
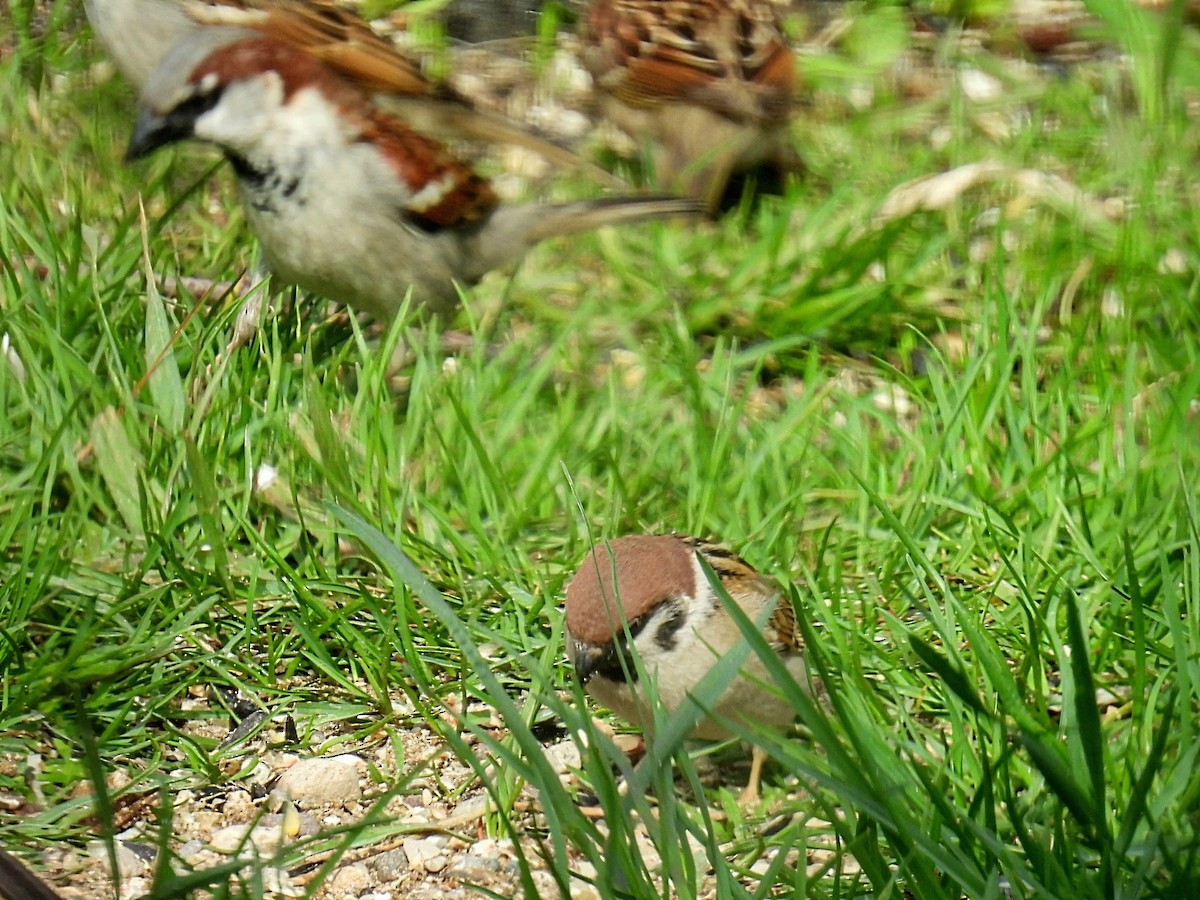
[959,68,1003,101]
[276,755,364,805]
[119,875,150,899]
[402,835,448,869]
[87,841,145,879]
[328,862,372,896]
[209,824,284,854]
[545,739,582,774]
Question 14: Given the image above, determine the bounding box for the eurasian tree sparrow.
[580,0,801,211]
[85,0,596,170]
[564,533,810,802]
[124,28,704,322]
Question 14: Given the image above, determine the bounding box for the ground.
[1,0,1199,897]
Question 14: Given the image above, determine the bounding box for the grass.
[3,1,1200,897]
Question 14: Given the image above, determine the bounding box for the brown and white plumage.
[580,0,801,210]
[87,0,427,94]
[125,28,703,321]
[85,0,595,170]
[564,533,809,802]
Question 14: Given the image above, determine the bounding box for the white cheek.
[193,74,350,154]
[193,76,283,148]
[630,632,675,669]
[628,630,698,708]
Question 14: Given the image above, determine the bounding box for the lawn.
[2,1,1199,897]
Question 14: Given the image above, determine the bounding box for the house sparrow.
[564,533,809,803]
[580,0,801,211]
[85,0,597,171]
[124,28,704,322]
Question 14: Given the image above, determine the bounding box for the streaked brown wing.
[766,594,802,653]
[676,533,803,652]
[584,0,795,121]
[186,0,435,95]
[189,0,606,175]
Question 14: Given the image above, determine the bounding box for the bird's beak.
[570,639,609,686]
[125,105,196,162]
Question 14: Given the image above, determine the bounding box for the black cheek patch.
[652,602,687,653]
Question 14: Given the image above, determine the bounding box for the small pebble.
[276,756,364,806]
[328,862,372,896]
[545,739,581,774]
[447,853,500,882]
[86,841,145,879]
[209,824,284,854]
[403,835,448,869]
[222,789,256,823]
[177,840,205,863]
[371,847,410,881]
[119,875,150,899]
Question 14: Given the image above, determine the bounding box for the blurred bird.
[564,533,811,803]
[580,0,801,211]
[125,28,704,321]
[85,0,596,171]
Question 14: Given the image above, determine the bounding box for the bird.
[84,0,602,173]
[563,533,810,803]
[124,27,704,323]
[579,0,801,212]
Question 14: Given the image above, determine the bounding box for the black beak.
[570,637,641,687]
[125,105,198,162]
[571,640,609,686]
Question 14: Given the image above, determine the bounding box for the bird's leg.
[738,745,767,806]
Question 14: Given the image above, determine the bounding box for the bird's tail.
[467,195,704,283]
[522,196,706,244]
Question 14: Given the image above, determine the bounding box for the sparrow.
[563,533,809,803]
[124,27,704,322]
[85,0,596,171]
[579,0,801,211]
